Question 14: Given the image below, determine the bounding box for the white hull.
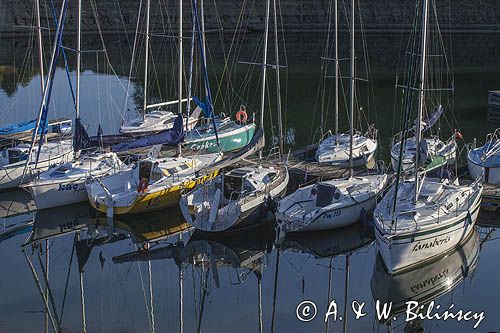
[279,196,377,232]
[468,147,500,184]
[374,190,482,274]
[25,152,124,210]
[29,179,88,210]
[276,174,387,232]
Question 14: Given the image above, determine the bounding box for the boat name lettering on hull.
[323,210,341,220]
[412,235,451,252]
[58,183,79,192]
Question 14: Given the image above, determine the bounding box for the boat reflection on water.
[371,229,480,330]
[277,223,373,258]
[278,224,374,333]
[95,206,191,244]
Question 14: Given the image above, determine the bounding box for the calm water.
[1,31,500,332]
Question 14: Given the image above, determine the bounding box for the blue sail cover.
[112,114,185,152]
[192,95,213,119]
[0,119,37,135]
[0,119,49,136]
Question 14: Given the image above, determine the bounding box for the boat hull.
[468,149,500,184]
[184,124,256,153]
[88,170,219,215]
[374,193,482,275]
[278,195,378,232]
[29,179,88,210]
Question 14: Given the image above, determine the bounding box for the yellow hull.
[90,170,219,215]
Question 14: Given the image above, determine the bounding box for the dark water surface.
[0,31,500,332]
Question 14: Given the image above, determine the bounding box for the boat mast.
[200,0,206,69]
[259,0,271,161]
[413,0,429,204]
[178,0,183,119]
[143,0,151,117]
[35,0,45,92]
[273,0,284,157]
[348,0,355,178]
[334,0,339,145]
[22,0,69,181]
[177,0,183,156]
[74,0,81,159]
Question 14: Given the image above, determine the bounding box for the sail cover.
[74,119,92,151]
[410,105,444,133]
[423,105,444,132]
[112,114,185,152]
[0,119,37,136]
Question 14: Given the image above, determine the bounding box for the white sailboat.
[468,128,500,184]
[315,0,377,167]
[180,0,289,233]
[371,228,479,319]
[276,0,386,233]
[24,0,125,209]
[374,0,483,275]
[119,0,198,136]
[0,0,73,190]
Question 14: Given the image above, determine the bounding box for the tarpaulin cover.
[112,114,185,152]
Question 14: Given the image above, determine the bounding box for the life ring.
[235,110,248,124]
[137,178,149,193]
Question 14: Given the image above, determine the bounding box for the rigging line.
[121,0,143,118]
[89,0,132,105]
[211,0,248,106]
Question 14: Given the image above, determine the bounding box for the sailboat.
[390,106,457,172]
[117,0,256,154]
[371,229,479,321]
[275,0,387,233]
[468,128,500,184]
[180,0,289,233]
[24,0,125,210]
[374,0,483,275]
[315,0,377,167]
[0,0,73,190]
[389,2,457,173]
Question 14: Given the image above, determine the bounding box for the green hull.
[184,124,256,153]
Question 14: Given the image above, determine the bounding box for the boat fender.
[137,178,149,193]
[236,109,248,124]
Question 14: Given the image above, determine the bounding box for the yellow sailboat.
[85,153,222,216]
